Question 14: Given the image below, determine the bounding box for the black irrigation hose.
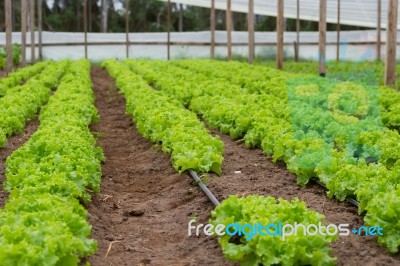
[189,170,220,206]
[314,179,359,207]
[188,170,359,209]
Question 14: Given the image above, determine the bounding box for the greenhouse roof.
[160,0,393,29]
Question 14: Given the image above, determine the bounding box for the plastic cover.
[0,30,395,61]
[160,0,393,29]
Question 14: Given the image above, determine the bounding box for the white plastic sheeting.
[160,0,392,29]
[0,30,396,61]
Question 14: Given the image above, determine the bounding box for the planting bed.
[87,66,400,265]
[1,61,400,265]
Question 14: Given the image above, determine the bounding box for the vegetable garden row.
[0,58,400,265]
[119,59,400,252]
[0,60,103,264]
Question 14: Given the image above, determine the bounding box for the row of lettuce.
[211,195,337,265]
[2,59,394,264]
[0,61,66,148]
[102,59,337,265]
[264,60,400,91]
[123,59,400,254]
[0,60,104,265]
[0,61,48,97]
[102,59,224,174]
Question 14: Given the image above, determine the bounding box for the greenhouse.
[1,0,400,265]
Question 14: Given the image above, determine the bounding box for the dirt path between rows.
[88,67,228,266]
[88,66,400,266]
[0,118,39,207]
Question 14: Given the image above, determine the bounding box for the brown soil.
[88,66,400,266]
[0,71,6,78]
[0,118,39,207]
[87,67,228,266]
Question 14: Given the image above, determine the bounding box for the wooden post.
[385,0,398,86]
[277,0,284,69]
[319,0,327,76]
[377,0,381,61]
[295,0,300,62]
[84,0,88,59]
[5,0,12,72]
[336,0,341,61]
[38,0,43,60]
[21,0,27,66]
[210,0,215,58]
[30,0,35,64]
[167,0,171,60]
[125,0,129,58]
[248,0,254,64]
[226,0,232,60]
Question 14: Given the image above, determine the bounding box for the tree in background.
[44,0,85,31]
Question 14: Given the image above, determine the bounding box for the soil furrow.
[88,67,228,266]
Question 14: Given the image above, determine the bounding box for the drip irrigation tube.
[188,170,359,209]
[314,179,359,207]
[189,170,220,206]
